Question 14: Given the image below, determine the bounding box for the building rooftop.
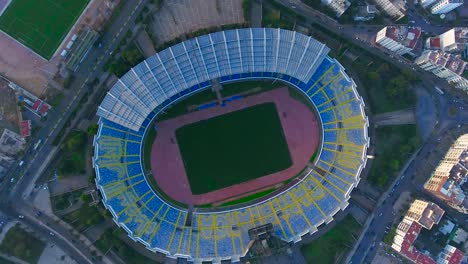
[428,37,441,49]
[453,27,468,43]
[393,202,464,264]
[421,50,467,75]
[418,202,445,229]
[19,120,30,138]
[438,245,465,264]
[429,27,468,51]
[398,222,436,264]
[445,55,467,75]
[354,5,377,20]
[385,26,422,49]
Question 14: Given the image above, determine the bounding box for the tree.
[121,48,142,66]
[399,144,412,156]
[385,75,409,99]
[409,136,421,148]
[80,194,91,203]
[87,124,99,135]
[389,159,400,171]
[377,63,390,74]
[366,71,380,82]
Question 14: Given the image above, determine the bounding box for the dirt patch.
[0,80,20,133]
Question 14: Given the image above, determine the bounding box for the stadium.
[93,28,369,263]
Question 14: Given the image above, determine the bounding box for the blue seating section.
[93,28,369,263]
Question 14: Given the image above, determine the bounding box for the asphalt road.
[0,0,148,263]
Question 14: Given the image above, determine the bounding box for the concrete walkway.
[373,109,415,126]
[0,253,28,264]
[38,243,77,264]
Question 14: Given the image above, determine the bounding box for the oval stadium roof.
[93,28,369,263]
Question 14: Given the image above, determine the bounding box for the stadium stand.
[93,28,369,263]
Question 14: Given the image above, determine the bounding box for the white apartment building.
[375,26,421,55]
[427,28,468,52]
[415,50,468,90]
[431,0,464,14]
[322,0,351,17]
[372,0,406,20]
[420,0,438,8]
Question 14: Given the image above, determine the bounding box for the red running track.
[150,87,320,205]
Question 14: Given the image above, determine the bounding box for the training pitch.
[0,0,89,59]
[176,103,292,195]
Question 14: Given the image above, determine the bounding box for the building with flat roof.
[421,0,439,8]
[405,200,445,229]
[322,0,351,17]
[430,0,464,14]
[427,28,468,53]
[424,134,468,214]
[375,26,421,55]
[437,245,465,264]
[372,0,407,19]
[354,5,378,21]
[391,200,464,264]
[415,50,468,90]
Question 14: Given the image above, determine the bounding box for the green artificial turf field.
[176,103,292,195]
[0,0,89,59]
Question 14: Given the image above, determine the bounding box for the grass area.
[176,103,292,195]
[368,125,421,188]
[155,80,286,122]
[384,227,397,245]
[156,88,216,121]
[220,189,276,206]
[51,188,85,211]
[221,80,284,97]
[0,224,46,264]
[62,197,105,231]
[104,42,144,77]
[0,0,89,59]
[301,215,362,264]
[58,131,87,176]
[310,148,319,163]
[448,106,458,117]
[361,69,417,114]
[95,228,161,264]
[287,87,317,114]
[142,127,157,172]
[49,91,64,107]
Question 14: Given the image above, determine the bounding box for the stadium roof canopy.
[93,28,369,263]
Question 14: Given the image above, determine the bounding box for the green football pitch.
[0,0,90,59]
[176,103,292,195]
